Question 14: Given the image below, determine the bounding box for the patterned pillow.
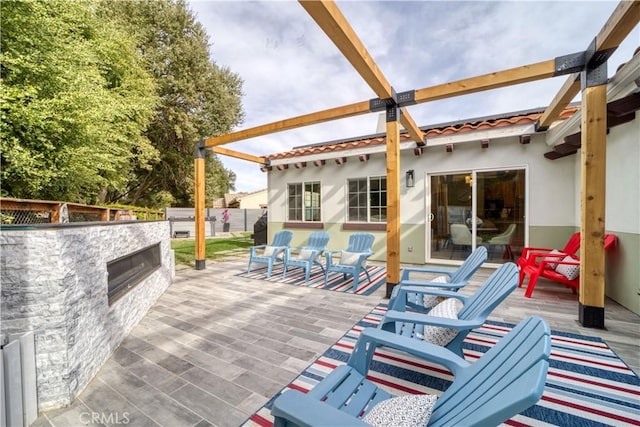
[362,394,438,427]
[340,251,362,266]
[421,298,462,346]
[422,275,449,308]
[556,256,580,280]
[263,246,276,257]
[297,249,314,260]
[543,249,565,270]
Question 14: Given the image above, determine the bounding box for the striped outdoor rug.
[236,264,386,295]
[244,303,640,427]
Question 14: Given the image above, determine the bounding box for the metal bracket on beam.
[396,90,416,107]
[554,51,586,76]
[585,37,616,68]
[583,61,608,88]
[386,105,399,122]
[583,37,611,88]
[194,139,207,158]
[369,96,395,112]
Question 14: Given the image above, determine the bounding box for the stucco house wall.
[264,107,638,315]
[602,119,639,314]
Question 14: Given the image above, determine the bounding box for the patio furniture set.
[271,246,551,425]
[247,231,375,291]
[268,232,618,425]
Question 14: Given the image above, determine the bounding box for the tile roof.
[265,105,579,161]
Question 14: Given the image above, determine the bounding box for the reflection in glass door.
[429,170,525,263]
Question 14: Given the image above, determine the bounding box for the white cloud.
[189,0,639,192]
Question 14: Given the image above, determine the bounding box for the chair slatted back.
[346,233,374,253]
[449,246,487,283]
[562,232,582,256]
[458,262,518,321]
[306,231,330,251]
[430,316,551,427]
[272,230,293,247]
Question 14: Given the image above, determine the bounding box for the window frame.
[346,175,387,224]
[287,181,322,223]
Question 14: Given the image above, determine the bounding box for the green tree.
[99,0,244,207]
[0,0,158,203]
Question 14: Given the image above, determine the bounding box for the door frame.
[424,165,529,266]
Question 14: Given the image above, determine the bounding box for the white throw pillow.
[543,249,564,270]
[422,275,449,308]
[263,246,276,257]
[297,249,314,260]
[340,251,362,266]
[421,298,462,346]
[556,256,580,280]
[362,394,438,427]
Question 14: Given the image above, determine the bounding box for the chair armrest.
[249,245,266,255]
[382,309,482,330]
[400,266,456,282]
[388,286,468,312]
[530,251,569,262]
[399,278,466,290]
[284,246,303,257]
[272,390,369,427]
[397,286,469,301]
[521,247,554,259]
[351,327,470,377]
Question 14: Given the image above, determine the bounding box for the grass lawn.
[171,233,254,265]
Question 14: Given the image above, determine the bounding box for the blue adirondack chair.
[247,230,293,278]
[324,233,375,292]
[382,262,518,357]
[390,246,487,313]
[271,316,551,427]
[282,231,330,283]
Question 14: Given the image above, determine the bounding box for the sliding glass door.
[429,169,525,263]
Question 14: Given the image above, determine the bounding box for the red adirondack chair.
[519,234,617,298]
[516,232,581,285]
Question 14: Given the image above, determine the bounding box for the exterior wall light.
[406,170,415,188]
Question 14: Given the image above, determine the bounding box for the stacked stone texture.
[0,221,173,410]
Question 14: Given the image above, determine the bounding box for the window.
[288,182,321,221]
[347,176,386,222]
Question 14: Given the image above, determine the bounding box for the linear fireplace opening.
[107,243,161,305]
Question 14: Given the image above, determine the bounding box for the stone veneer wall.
[0,221,174,410]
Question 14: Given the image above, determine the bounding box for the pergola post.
[385,105,401,298]
[194,141,207,270]
[578,42,610,328]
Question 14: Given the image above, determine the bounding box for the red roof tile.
[265,106,579,161]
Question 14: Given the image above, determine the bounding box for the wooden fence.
[0,197,164,225]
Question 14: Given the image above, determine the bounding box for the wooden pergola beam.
[538,74,582,131]
[299,1,392,98]
[414,60,557,103]
[299,0,424,144]
[538,1,639,130]
[203,100,370,147]
[399,108,424,145]
[212,146,266,164]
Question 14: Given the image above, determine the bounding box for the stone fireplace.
[0,221,174,410]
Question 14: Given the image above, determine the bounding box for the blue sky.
[187,1,639,193]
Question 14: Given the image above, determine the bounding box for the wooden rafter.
[414,60,557,102]
[203,100,370,147]
[538,1,640,130]
[299,0,424,144]
[212,146,266,164]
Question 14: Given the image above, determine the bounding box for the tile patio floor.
[34,251,640,427]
